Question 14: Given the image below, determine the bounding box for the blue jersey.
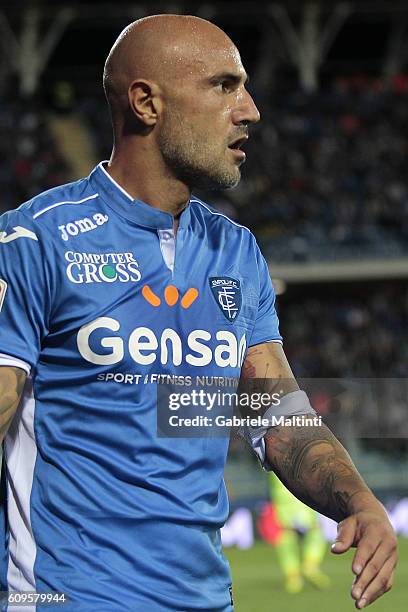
[0,163,282,611]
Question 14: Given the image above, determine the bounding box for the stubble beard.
[159,115,241,191]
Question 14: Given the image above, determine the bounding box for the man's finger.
[351,540,394,601]
[385,575,394,591]
[331,516,356,554]
[354,558,396,609]
[350,530,378,575]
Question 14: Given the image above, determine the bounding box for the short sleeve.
[0,211,50,369]
[248,242,282,347]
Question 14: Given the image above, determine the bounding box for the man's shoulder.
[15,176,97,225]
[190,196,252,236]
[0,175,103,249]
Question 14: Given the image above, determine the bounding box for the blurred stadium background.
[1,0,408,609]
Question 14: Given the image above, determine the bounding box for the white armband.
[238,390,317,471]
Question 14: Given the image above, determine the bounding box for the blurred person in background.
[269,471,330,593]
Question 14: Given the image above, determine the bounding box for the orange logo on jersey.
[142,285,199,309]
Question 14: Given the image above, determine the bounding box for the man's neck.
[106,150,191,220]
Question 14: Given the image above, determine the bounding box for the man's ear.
[128,79,162,126]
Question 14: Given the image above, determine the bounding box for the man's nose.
[232,90,261,126]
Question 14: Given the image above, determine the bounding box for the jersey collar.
[89,161,191,230]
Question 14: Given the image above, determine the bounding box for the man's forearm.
[264,421,384,523]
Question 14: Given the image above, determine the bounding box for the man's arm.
[240,342,398,610]
[0,366,27,443]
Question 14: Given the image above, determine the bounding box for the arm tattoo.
[265,423,371,522]
[0,367,26,441]
[240,344,298,402]
[240,343,374,522]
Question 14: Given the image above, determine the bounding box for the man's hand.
[332,506,398,609]
[240,344,398,609]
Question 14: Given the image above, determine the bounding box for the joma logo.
[0,226,38,243]
[59,213,109,241]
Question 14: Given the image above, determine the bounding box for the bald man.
[0,14,397,612]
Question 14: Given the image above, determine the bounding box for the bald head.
[103,14,238,131]
[103,14,259,193]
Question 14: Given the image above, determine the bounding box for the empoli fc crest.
[209,277,241,322]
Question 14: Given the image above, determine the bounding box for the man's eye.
[216,81,232,93]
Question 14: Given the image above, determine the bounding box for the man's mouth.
[228,136,248,151]
[227,136,248,162]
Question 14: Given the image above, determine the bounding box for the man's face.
[158,39,260,191]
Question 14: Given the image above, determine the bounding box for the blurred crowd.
[212,76,408,262]
[279,282,408,378]
[0,95,68,214]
